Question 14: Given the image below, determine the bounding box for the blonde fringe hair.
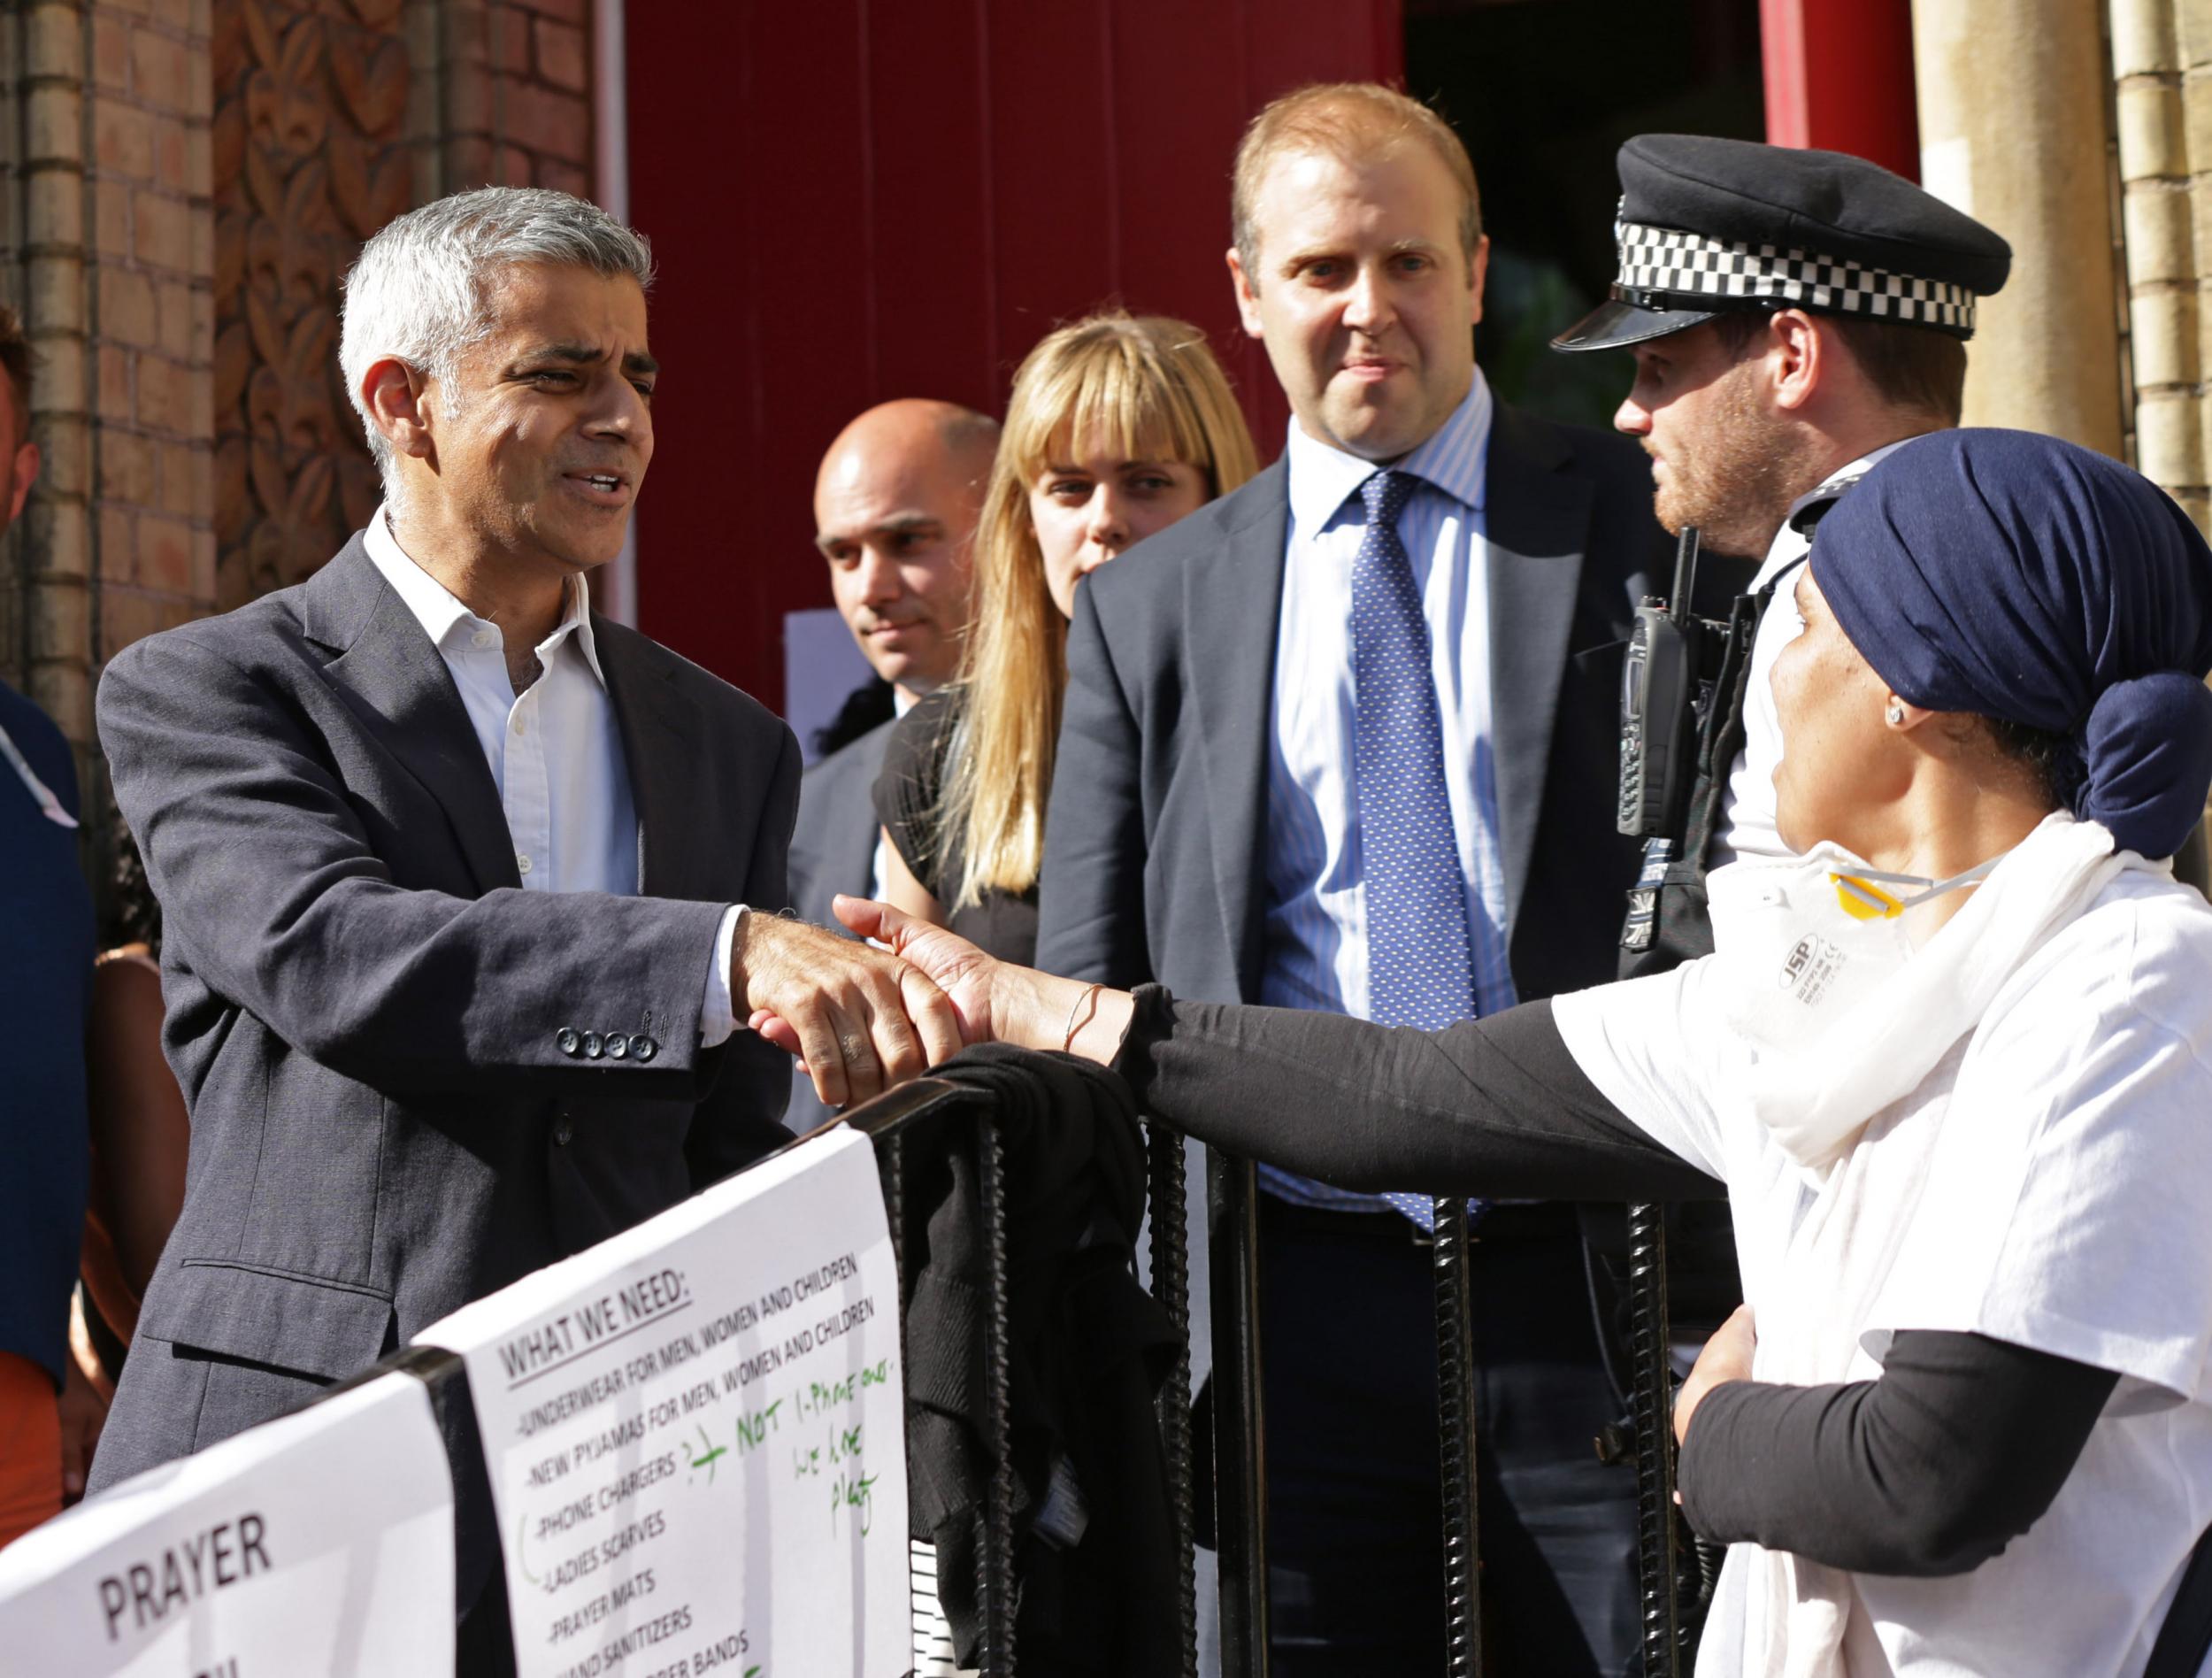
[941,312,1260,910]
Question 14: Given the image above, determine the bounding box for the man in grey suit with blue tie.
[1036,85,1683,1673]
[88,188,958,1660]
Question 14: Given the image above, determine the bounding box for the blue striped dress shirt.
[1260,373,1518,1212]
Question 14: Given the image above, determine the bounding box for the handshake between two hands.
[738,899,1764,1450]
[731,895,1010,1111]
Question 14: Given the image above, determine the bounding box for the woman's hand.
[833,896,1001,1041]
[1675,1304,1757,1448]
[749,897,1003,1069]
[729,908,962,1108]
[749,897,1138,1080]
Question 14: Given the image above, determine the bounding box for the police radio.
[1617,527,1720,839]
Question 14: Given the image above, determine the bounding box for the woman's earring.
[1886,702,1906,727]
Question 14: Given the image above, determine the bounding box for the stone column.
[1,0,216,785]
[2108,0,2212,528]
[2,3,96,739]
[2105,0,2212,837]
[1911,0,2129,459]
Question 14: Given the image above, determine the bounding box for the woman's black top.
[1111,987,2121,1577]
[873,687,1040,965]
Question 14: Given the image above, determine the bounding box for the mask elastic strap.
[1830,856,2002,921]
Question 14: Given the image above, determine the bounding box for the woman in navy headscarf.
[776,428,2212,1675]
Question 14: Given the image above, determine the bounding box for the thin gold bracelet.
[1061,981,1105,1055]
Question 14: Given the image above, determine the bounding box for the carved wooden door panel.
[211,0,408,609]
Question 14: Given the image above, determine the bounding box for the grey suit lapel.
[596,621,703,899]
[1484,405,1594,934]
[306,540,520,895]
[1187,461,1290,1000]
[826,724,893,903]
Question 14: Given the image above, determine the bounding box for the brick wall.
[91,0,218,672]
[2,0,215,784]
[409,0,592,202]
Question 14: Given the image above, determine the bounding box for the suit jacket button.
[557,1027,581,1057]
[554,1119,573,1145]
[582,1031,603,1059]
[606,1034,630,1060]
[632,1035,658,1062]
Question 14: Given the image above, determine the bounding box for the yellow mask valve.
[1826,856,2002,920]
[1831,873,1908,920]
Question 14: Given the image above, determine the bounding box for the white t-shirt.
[1555,869,2212,1677]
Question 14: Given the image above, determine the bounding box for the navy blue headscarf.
[1810,428,2212,858]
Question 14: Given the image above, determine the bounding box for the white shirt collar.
[1285,367,1494,536]
[364,504,607,687]
[1753,435,1929,591]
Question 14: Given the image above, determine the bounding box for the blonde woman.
[874,312,1259,961]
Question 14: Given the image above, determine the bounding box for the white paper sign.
[418,1127,909,1678]
[0,1370,454,1676]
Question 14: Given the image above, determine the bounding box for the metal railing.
[254,1072,1689,1677]
[841,1078,1693,1678]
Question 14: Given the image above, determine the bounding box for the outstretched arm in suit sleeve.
[687,727,804,1186]
[100,630,949,1104]
[1036,581,1153,987]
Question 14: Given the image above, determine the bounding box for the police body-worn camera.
[1618,527,1732,839]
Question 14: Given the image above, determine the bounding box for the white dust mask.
[1706,844,2000,1064]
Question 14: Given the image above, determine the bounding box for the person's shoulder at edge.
[0,678,81,819]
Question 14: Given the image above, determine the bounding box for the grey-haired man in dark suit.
[88,188,958,1657]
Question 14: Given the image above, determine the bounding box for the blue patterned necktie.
[1352,469,1483,1231]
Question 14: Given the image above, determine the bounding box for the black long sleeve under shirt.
[1110,986,2120,1576]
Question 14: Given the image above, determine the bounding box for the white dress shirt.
[1262,370,1517,1023]
[869,687,918,909]
[364,508,741,1043]
[1713,439,1920,865]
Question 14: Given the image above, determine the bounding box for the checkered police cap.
[1554,135,2011,354]
[1613,213,1979,334]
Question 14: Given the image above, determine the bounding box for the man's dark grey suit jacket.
[784,716,895,1131]
[1036,401,1672,1004]
[88,536,798,1531]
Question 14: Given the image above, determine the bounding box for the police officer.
[1543,143,2018,1650]
[1552,135,2014,972]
